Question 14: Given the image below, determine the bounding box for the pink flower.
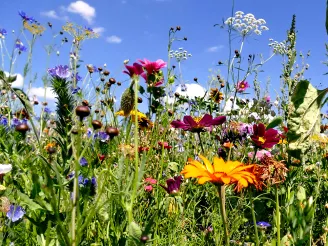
[158,141,172,149]
[123,63,144,77]
[144,177,157,185]
[144,185,153,192]
[236,81,250,92]
[248,149,272,161]
[138,59,167,75]
[140,73,164,86]
[264,95,271,103]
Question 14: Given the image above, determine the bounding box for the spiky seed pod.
[120,87,134,116]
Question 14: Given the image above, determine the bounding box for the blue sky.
[0,0,327,111]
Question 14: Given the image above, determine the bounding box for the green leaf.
[128,221,142,240]
[266,117,283,130]
[287,80,328,158]
[17,191,43,211]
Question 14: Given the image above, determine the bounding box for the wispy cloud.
[40,10,69,21]
[93,27,105,36]
[206,45,224,53]
[106,35,122,44]
[66,1,96,24]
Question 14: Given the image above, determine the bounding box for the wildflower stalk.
[128,75,140,224]
[250,191,260,246]
[217,184,229,245]
[275,186,281,246]
[197,132,205,153]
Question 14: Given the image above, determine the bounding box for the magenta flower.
[236,81,250,92]
[138,59,167,75]
[248,149,272,161]
[123,63,144,77]
[251,123,280,149]
[171,114,226,133]
[160,176,182,195]
[140,73,164,86]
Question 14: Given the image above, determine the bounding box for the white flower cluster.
[169,48,192,62]
[224,11,269,36]
[268,39,288,55]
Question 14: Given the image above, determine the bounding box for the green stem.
[276,186,281,246]
[197,132,205,154]
[218,185,229,245]
[250,191,260,246]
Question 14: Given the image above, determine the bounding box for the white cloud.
[106,35,122,44]
[206,45,224,53]
[28,87,56,101]
[67,1,96,24]
[40,10,69,21]
[164,83,206,104]
[93,27,105,36]
[0,72,24,88]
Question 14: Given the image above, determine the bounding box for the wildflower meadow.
[0,0,328,245]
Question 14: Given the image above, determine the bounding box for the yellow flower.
[116,110,153,130]
[116,109,146,119]
[23,21,45,35]
[209,88,224,103]
[181,155,258,192]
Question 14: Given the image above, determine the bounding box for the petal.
[221,175,231,184]
[213,157,226,172]
[183,116,198,128]
[171,120,187,129]
[198,176,213,184]
[198,114,213,127]
[211,116,227,126]
[257,123,266,136]
[198,155,214,174]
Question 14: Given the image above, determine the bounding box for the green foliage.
[287,80,328,159]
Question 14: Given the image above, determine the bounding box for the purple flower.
[0,28,7,37]
[0,116,8,126]
[83,178,89,186]
[18,11,36,23]
[44,107,51,114]
[256,221,271,229]
[15,39,27,52]
[79,157,88,167]
[171,114,226,133]
[94,131,109,142]
[160,176,182,195]
[71,87,81,94]
[91,177,97,188]
[72,73,82,82]
[67,171,75,179]
[6,205,25,222]
[78,175,84,185]
[48,65,71,79]
[11,118,21,127]
[87,128,92,138]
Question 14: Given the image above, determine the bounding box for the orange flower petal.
[199,155,214,174]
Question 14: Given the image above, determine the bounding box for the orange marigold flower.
[181,155,259,192]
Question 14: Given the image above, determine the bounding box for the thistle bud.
[120,88,135,116]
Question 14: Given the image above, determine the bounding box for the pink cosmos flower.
[236,81,250,92]
[138,59,167,75]
[144,185,153,192]
[248,149,272,161]
[141,73,164,86]
[123,63,144,77]
[144,177,157,185]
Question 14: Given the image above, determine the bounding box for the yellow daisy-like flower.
[209,88,224,103]
[116,110,153,130]
[116,109,146,119]
[181,155,259,192]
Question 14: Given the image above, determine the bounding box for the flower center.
[258,137,266,144]
[240,84,245,88]
[193,116,202,124]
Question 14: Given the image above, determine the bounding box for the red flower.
[171,114,226,133]
[138,146,150,153]
[158,141,172,149]
[98,154,106,162]
[251,123,280,148]
[123,63,144,77]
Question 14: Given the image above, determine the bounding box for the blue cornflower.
[79,157,88,167]
[15,39,27,52]
[67,171,75,179]
[21,118,28,124]
[0,116,8,126]
[18,11,36,23]
[71,87,81,94]
[44,107,51,114]
[91,177,97,188]
[11,118,21,127]
[256,221,271,229]
[48,65,71,79]
[72,72,82,82]
[83,178,89,186]
[6,205,25,222]
[97,131,109,142]
[87,128,92,138]
[78,175,84,185]
[85,26,93,32]
[0,28,7,37]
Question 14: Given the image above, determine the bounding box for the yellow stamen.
[258,137,266,144]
